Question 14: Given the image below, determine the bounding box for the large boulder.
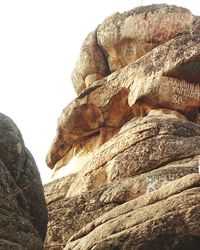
[45,4,200,250]
[46,15,200,172]
[72,4,196,94]
[65,174,200,250]
[0,113,48,250]
[45,115,200,249]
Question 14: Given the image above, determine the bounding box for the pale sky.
[0,0,199,183]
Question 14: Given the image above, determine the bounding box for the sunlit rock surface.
[45,4,200,250]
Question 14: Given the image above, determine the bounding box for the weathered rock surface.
[72,4,195,94]
[45,4,200,250]
[0,113,48,250]
[46,17,200,171]
[45,115,200,249]
[66,115,200,197]
[64,174,200,250]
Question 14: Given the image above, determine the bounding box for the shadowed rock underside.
[0,113,48,250]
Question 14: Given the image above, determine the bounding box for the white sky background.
[0,0,199,184]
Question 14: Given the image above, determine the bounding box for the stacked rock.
[45,4,200,250]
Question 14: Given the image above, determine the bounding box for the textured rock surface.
[0,113,48,250]
[47,16,200,171]
[45,116,200,249]
[72,4,195,94]
[45,4,200,250]
[66,116,200,197]
[64,174,200,250]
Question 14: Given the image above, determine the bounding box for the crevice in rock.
[163,55,200,83]
[68,181,200,243]
[95,27,111,76]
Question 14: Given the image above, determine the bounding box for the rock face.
[46,4,200,172]
[0,113,48,250]
[64,174,200,250]
[45,4,200,250]
[71,4,195,94]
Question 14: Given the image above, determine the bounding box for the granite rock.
[72,4,195,94]
[47,28,200,171]
[45,4,200,250]
[0,113,48,250]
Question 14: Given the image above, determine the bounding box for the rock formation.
[45,4,200,250]
[0,113,48,250]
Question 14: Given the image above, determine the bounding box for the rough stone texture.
[46,27,200,171]
[64,174,200,250]
[0,113,48,250]
[72,4,195,94]
[45,4,200,250]
[45,116,200,249]
[71,30,110,93]
[66,116,200,197]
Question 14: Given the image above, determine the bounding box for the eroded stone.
[45,5,200,249]
[47,29,200,171]
[0,113,48,250]
[72,4,195,93]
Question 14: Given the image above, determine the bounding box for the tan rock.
[64,174,200,250]
[47,29,200,171]
[66,116,200,197]
[97,4,193,72]
[45,173,200,249]
[45,4,200,250]
[147,108,187,121]
[44,116,200,248]
[72,4,195,93]
[72,30,110,93]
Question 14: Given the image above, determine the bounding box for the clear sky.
[0,0,199,183]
